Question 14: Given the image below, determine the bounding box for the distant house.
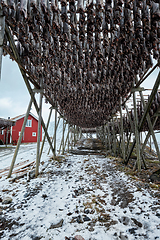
[0,113,42,145]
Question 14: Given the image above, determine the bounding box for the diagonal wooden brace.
[5,24,55,156]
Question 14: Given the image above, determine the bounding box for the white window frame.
[32,132,36,137]
[26,119,32,127]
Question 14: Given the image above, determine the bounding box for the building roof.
[0,118,15,129]
[10,112,39,122]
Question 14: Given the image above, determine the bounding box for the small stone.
[119,216,130,226]
[42,194,47,199]
[49,219,63,229]
[2,197,12,204]
[131,218,142,227]
[24,193,29,198]
[90,209,95,214]
[29,170,35,179]
[67,212,73,216]
[83,215,91,222]
[77,215,84,223]
[119,232,128,240]
[74,235,85,240]
[88,227,94,232]
[31,235,41,240]
[129,228,137,234]
[84,209,90,214]
[156,213,160,218]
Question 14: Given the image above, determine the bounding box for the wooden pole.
[120,98,125,161]
[125,71,160,165]
[104,125,107,153]
[47,113,60,155]
[39,107,53,160]
[139,91,160,161]
[0,9,5,80]
[74,125,76,146]
[133,88,141,171]
[106,124,111,152]
[8,98,33,178]
[5,24,55,156]
[63,125,70,152]
[53,109,57,158]
[58,120,67,153]
[62,118,65,155]
[70,126,73,150]
[35,86,43,177]
[141,116,158,154]
[112,119,116,156]
[67,124,70,153]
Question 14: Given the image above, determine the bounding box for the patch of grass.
[83,158,89,163]
[149,183,159,189]
[50,155,65,162]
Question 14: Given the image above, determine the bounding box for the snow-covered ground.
[0,141,160,240]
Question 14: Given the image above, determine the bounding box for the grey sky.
[0,56,159,123]
[0,56,54,123]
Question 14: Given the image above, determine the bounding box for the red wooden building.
[0,113,42,145]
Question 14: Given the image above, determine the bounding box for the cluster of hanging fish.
[1,0,160,127]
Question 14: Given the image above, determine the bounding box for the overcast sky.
[0,56,159,123]
[0,56,55,123]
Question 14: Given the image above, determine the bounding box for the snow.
[0,140,160,240]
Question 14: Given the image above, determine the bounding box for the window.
[26,119,32,127]
[32,132,36,137]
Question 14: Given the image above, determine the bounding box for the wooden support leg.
[125,71,160,165]
[8,98,33,178]
[124,104,134,158]
[74,125,76,146]
[5,24,55,156]
[39,107,53,160]
[48,113,60,155]
[64,125,70,152]
[0,9,5,80]
[120,98,125,161]
[80,128,82,139]
[62,118,65,155]
[70,126,73,150]
[104,125,107,153]
[53,109,57,157]
[67,124,70,153]
[59,120,67,154]
[141,116,158,154]
[139,91,160,162]
[35,87,43,177]
[106,124,111,152]
[112,120,116,156]
[133,90,141,171]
